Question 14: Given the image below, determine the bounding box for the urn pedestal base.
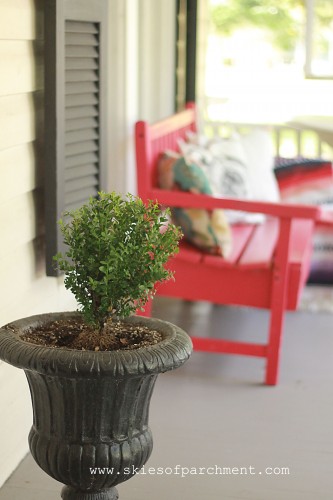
[61,486,119,500]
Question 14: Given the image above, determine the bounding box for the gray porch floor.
[1,296,333,499]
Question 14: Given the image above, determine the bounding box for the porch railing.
[199,97,333,160]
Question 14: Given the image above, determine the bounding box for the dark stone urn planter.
[0,312,192,500]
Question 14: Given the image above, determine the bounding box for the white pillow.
[178,134,252,199]
[178,130,279,224]
[240,129,280,203]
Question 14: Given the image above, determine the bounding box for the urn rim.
[0,312,192,377]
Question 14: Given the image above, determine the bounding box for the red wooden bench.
[135,103,321,385]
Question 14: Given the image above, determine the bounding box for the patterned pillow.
[158,153,232,257]
[274,157,333,204]
[178,134,251,199]
[183,130,280,204]
[179,130,279,224]
[274,157,333,284]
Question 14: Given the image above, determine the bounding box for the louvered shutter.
[45,0,108,276]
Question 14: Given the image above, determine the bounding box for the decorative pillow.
[180,130,279,223]
[275,158,333,206]
[240,129,280,202]
[179,133,251,199]
[158,153,232,257]
[274,157,333,203]
[308,224,333,284]
[274,157,333,284]
[274,156,332,173]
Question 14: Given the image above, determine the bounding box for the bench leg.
[265,218,294,386]
[265,300,286,385]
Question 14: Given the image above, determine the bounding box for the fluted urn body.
[0,312,192,499]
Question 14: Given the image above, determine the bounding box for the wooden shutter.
[45,0,108,276]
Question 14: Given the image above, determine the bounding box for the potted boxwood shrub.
[0,192,192,500]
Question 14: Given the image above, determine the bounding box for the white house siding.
[0,0,77,487]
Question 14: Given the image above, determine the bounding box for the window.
[305,0,333,78]
[200,0,333,125]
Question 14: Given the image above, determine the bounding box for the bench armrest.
[316,209,333,225]
[149,188,321,221]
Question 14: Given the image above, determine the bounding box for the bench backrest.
[135,103,197,200]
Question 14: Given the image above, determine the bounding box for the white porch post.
[107,0,139,194]
[138,0,176,123]
[107,0,176,195]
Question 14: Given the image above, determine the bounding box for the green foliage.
[211,0,304,53]
[54,192,182,329]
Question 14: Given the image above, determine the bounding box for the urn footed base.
[61,485,119,500]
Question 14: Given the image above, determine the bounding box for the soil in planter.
[20,317,163,352]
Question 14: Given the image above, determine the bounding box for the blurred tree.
[211,0,304,53]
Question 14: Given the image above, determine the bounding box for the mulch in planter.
[21,317,163,352]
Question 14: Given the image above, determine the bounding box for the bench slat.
[203,224,255,268]
[238,217,279,268]
[289,219,314,263]
[177,241,203,263]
